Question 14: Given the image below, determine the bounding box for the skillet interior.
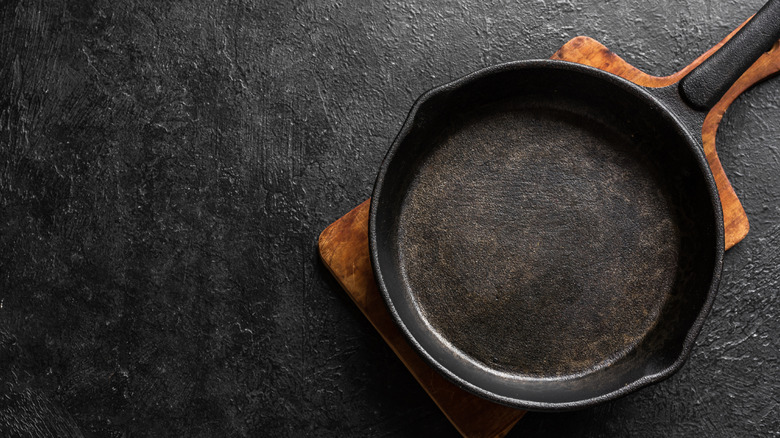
[370,62,721,409]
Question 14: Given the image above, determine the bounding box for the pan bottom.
[397,103,681,377]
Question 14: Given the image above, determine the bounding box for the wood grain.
[550,20,750,88]
[320,28,780,438]
[701,40,780,248]
[319,200,524,438]
[552,18,780,249]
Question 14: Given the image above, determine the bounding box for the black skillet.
[369,0,780,411]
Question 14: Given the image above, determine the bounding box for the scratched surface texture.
[0,0,778,436]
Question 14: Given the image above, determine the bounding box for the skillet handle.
[679,0,780,110]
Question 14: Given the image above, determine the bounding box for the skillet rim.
[368,59,725,411]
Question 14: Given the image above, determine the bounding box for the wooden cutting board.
[319,22,780,438]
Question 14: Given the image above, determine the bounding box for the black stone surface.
[0,0,777,437]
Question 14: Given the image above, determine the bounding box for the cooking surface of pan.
[399,102,680,377]
[370,62,723,408]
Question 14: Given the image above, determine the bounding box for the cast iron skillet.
[369,1,780,411]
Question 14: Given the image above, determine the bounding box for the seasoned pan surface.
[370,62,722,408]
[400,102,679,377]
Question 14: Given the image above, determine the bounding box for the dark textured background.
[1,0,778,436]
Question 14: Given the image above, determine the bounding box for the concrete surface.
[0,0,778,436]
